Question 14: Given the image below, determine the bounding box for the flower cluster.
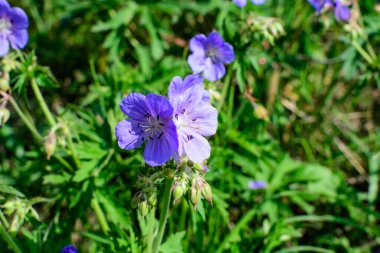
[308,0,351,22]
[0,0,29,57]
[233,0,266,8]
[116,74,219,167]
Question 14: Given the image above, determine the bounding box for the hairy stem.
[146,208,155,253]
[152,179,173,253]
[30,78,56,127]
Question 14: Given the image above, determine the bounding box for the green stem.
[30,78,56,127]
[152,179,173,253]
[67,133,81,169]
[9,97,42,140]
[0,220,23,253]
[146,209,155,253]
[352,41,375,66]
[91,194,110,234]
[217,67,233,113]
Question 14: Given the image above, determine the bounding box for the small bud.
[0,108,10,127]
[254,105,269,121]
[173,186,184,204]
[186,160,194,167]
[191,181,201,208]
[148,191,157,207]
[201,183,213,205]
[0,79,10,91]
[44,131,57,160]
[138,200,149,217]
[131,194,139,209]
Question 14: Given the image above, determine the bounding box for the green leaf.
[159,231,186,253]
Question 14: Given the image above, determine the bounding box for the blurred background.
[0,0,380,252]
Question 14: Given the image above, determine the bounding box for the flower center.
[0,17,11,34]
[206,46,220,63]
[137,113,165,141]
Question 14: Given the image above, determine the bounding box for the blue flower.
[248,180,267,190]
[0,0,29,57]
[308,0,350,22]
[233,0,266,7]
[61,245,78,253]
[168,74,218,163]
[187,32,235,82]
[116,93,179,166]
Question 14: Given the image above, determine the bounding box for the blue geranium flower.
[168,74,218,163]
[187,32,235,82]
[308,0,351,22]
[116,93,179,166]
[233,0,266,7]
[61,245,78,253]
[248,180,267,190]
[0,0,28,57]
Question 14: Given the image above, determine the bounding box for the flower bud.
[44,131,57,160]
[173,186,184,204]
[191,181,201,208]
[0,79,10,91]
[131,194,139,209]
[254,105,269,121]
[148,191,157,207]
[0,108,10,127]
[138,200,149,217]
[201,183,213,205]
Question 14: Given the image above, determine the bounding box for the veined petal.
[203,58,226,82]
[189,34,207,55]
[0,37,10,57]
[220,43,235,64]
[9,7,28,29]
[172,84,203,114]
[116,119,144,150]
[163,120,179,152]
[207,32,225,47]
[183,131,211,163]
[120,93,149,121]
[9,29,28,49]
[145,94,173,120]
[144,136,173,166]
[188,104,218,136]
[168,74,203,103]
[187,53,206,74]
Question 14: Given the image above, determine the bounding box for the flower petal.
[207,32,225,47]
[9,7,28,29]
[168,74,203,103]
[187,53,206,74]
[251,0,266,5]
[183,131,211,163]
[144,137,172,166]
[9,29,28,49]
[116,119,145,150]
[233,0,247,7]
[120,93,149,121]
[0,0,10,16]
[0,37,10,57]
[220,43,235,64]
[189,34,207,55]
[334,2,350,22]
[163,120,179,152]
[171,84,203,114]
[203,58,226,82]
[144,94,173,120]
[188,104,218,136]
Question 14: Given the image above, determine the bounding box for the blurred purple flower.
[308,0,350,22]
[116,93,178,166]
[233,0,266,7]
[333,0,350,21]
[0,0,28,57]
[248,180,267,190]
[187,32,235,82]
[61,245,78,253]
[168,74,218,163]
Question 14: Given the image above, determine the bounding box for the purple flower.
[168,74,218,163]
[248,180,267,190]
[187,32,235,82]
[334,0,350,21]
[233,0,266,7]
[116,93,178,166]
[0,0,28,57]
[61,245,78,253]
[308,0,350,22]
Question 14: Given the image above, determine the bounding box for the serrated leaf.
[159,231,186,253]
